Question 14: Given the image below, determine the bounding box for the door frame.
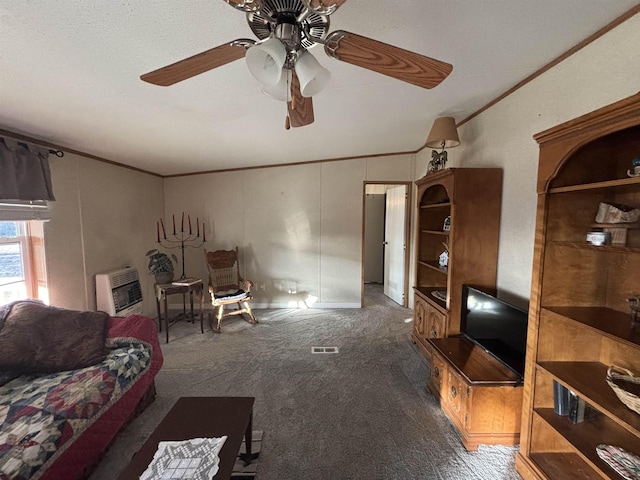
[361,181,412,307]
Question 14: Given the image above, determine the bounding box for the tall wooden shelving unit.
[412,168,503,361]
[412,168,525,450]
[516,93,640,480]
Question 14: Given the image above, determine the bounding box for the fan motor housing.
[247,0,329,49]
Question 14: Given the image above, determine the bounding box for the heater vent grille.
[111,268,139,288]
[311,346,338,354]
[95,267,143,316]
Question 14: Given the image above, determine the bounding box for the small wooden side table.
[154,279,204,343]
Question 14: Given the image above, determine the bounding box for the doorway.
[362,182,411,307]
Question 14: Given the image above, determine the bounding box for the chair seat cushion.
[214,289,249,302]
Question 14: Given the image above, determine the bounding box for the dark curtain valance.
[0,138,55,202]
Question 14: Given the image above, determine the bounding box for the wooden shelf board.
[542,306,640,348]
[420,202,451,209]
[420,229,450,235]
[529,452,601,480]
[591,222,640,229]
[418,260,448,275]
[429,337,522,384]
[413,287,447,311]
[535,408,640,477]
[550,240,640,253]
[548,176,640,193]
[537,361,640,436]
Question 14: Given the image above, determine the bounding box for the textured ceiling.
[1,1,637,176]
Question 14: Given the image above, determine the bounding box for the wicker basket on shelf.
[606,366,640,415]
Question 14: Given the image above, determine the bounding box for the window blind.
[0,137,55,220]
[0,200,51,221]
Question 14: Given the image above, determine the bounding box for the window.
[0,221,48,306]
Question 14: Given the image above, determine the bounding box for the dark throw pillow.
[0,370,20,387]
[0,301,109,373]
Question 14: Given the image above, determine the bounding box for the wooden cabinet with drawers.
[429,337,524,451]
[412,292,447,361]
[428,347,446,397]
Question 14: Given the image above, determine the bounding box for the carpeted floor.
[89,284,521,480]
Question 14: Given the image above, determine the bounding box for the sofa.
[0,300,163,480]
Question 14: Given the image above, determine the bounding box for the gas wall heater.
[95,267,144,316]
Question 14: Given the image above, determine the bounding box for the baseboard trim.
[250,302,362,309]
[163,301,362,310]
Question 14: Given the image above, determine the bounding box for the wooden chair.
[204,247,257,333]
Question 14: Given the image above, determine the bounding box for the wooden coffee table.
[117,397,255,480]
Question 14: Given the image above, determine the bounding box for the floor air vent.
[311,346,339,354]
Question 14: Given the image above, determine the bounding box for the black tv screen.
[460,285,529,378]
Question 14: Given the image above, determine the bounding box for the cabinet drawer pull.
[434,367,439,378]
[431,329,437,337]
[450,386,457,398]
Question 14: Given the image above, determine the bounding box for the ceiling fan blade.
[324,30,452,89]
[140,40,254,86]
[288,70,315,128]
[223,0,262,12]
[306,0,348,15]
[322,0,348,7]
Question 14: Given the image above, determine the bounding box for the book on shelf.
[567,390,599,424]
[171,277,201,286]
[553,380,570,416]
[552,381,599,423]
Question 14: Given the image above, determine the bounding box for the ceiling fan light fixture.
[246,37,287,85]
[294,50,331,97]
[142,0,454,129]
[262,69,291,101]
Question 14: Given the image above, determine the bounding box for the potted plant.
[145,249,178,284]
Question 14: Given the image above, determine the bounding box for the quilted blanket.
[0,314,163,480]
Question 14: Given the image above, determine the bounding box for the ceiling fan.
[140,0,453,129]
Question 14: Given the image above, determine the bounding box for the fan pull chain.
[285,69,291,130]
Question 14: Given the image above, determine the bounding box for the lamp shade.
[262,69,291,102]
[425,117,460,149]
[294,50,331,98]
[246,38,287,85]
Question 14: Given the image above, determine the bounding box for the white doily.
[140,436,227,480]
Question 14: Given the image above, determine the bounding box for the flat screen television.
[460,285,529,379]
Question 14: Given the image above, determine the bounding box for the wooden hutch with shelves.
[515,93,640,480]
[413,168,525,450]
[412,168,503,361]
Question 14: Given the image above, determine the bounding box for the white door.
[383,185,406,305]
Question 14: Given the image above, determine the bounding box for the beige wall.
[45,152,164,315]
[417,11,640,305]
[163,154,416,308]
